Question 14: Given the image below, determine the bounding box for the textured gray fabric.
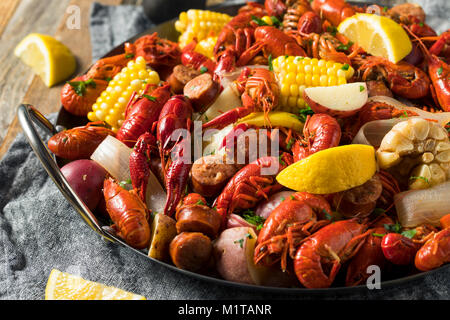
[0,2,449,300]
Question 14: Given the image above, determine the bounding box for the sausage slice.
[183,73,220,113]
[169,232,212,271]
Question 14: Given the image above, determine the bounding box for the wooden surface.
[0,0,223,159]
[0,0,133,158]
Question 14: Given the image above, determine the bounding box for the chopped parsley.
[383,6,388,12]
[296,105,315,122]
[341,63,350,71]
[125,53,135,59]
[245,233,253,239]
[242,210,265,231]
[234,238,245,248]
[384,222,402,234]
[401,229,417,239]
[399,110,409,118]
[359,85,365,92]
[323,209,332,221]
[286,138,295,150]
[327,26,337,36]
[68,78,96,96]
[419,22,424,27]
[195,199,205,205]
[290,195,295,200]
[119,179,132,188]
[105,77,112,82]
[251,15,268,26]
[278,154,286,166]
[437,67,443,76]
[268,54,273,71]
[372,208,386,216]
[200,66,208,74]
[143,94,156,102]
[372,233,385,238]
[409,175,430,184]
[336,41,353,52]
[270,16,281,27]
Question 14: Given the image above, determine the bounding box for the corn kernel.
[328,76,337,86]
[288,96,297,108]
[305,74,312,86]
[281,84,290,96]
[320,75,328,86]
[290,84,299,97]
[338,76,347,85]
[296,73,305,85]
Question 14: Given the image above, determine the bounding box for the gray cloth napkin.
[1,2,449,300]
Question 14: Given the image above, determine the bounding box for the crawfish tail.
[164,160,192,217]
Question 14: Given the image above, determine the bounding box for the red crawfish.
[311,0,361,27]
[181,39,217,76]
[129,132,158,202]
[156,95,193,216]
[214,154,293,228]
[254,192,331,272]
[381,232,421,265]
[86,53,134,81]
[236,26,307,66]
[415,228,450,271]
[345,215,394,287]
[60,75,108,117]
[116,83,171,148]
[202,67,279,130]
[48,122,114,160]
[103,178,151,249]
[294,219,371,288]
[291,113,341,162]
[353,56,431,99]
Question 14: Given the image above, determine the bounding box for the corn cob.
[175,9,232,48]
[194,36,218,59]
[87,56,160,132]
[272,56,355,113]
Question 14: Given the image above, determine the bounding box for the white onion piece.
[219,65,269,89]
[90,135,132,182]
[202,124,234,157]
[395,180,450,227]
[352,118,408,147]
[200,83,242,123]
[368,96,450,126]
[145,171,166,214]
[255,191,295,219]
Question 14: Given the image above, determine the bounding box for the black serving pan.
[17,1,450,295]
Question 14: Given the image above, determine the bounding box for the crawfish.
[181,39,217,76]
[310,0,361,27]
[86,53,134,81]
[202,67,279,130]
[156,95,193,216]
[294,219,370,288]
[345,215,394,287]
[214,154,293,228]
[236,26,307,67]
[129,132,158,202]
[353,56,430,99]
[103,178,151,249]
[254,192,331,271]
[291,113,341,162]
[282,0,314,31]
[48,122,114,160]
[415,228,450,271]
[61,75,108,117]
[116,83,171,148]
[131,33,181,72]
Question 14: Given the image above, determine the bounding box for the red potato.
[213,227,297,287]
[304,82,368,118]
[255,191,295,220]
[61,160,107,210]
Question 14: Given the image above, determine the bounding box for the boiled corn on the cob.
[194,36,218,59]
[272,56,355,113]
[87,56,160,132]
[175,9,231,48]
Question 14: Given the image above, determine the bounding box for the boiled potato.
[148,213,177,261]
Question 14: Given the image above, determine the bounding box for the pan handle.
[17,104,115,243]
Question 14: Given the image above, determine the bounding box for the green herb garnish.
[268,54,273,71]
[243,210,265,231]
[200,66,208,74]
[401,229,417,239]
[68,78,96,96]
[372,233,385,238]
[327,26,337,36]
[372,208,386,216]
[286,138,295,150]
[234,238,244,248]
[384,222,402,234]
[251,15,268,26]
[359,85,365,92]
[383,6,388,12]
[409,175,430,184]
[270,16,281,27]
[125,53,135,59]
[437,67,443,76]
[296,105,314,122]
[196,199,205,205]
[341,63,350,71]
[143,94,156,102]
[245,233,253,239]
[119,179,132,188]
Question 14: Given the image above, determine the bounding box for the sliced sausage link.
[169,232,212,272]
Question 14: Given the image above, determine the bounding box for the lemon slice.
[45,269,146,300]
[276,144,377,194]
[14,33,76,87]
[337,13,412,63]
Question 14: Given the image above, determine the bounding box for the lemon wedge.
[45,269,146,300]
[337,13,412,63]
[237,111,304,132]
[276,144,377,194]
[14,33,76,87]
